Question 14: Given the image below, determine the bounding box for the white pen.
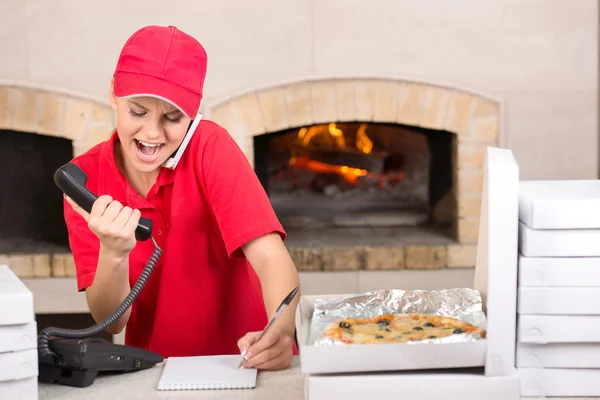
[238,286,299,368]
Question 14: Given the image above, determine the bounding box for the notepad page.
[157,355,257,390]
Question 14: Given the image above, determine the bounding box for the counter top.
[38,356,596,400]
[39,357,305,400]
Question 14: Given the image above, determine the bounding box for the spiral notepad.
[157,355,257,390]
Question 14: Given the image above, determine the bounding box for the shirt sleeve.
[197,123,286,258]
[63,196,100,291]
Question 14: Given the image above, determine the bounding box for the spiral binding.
[158,382,254,390]
[37,236,163,360]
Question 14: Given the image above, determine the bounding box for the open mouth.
[134,139,165,161]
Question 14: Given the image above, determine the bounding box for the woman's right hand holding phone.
[65,194,139,333]
[65,194,141,258]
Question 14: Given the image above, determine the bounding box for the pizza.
[322,313,486,344]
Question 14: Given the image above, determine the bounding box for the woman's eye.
[164,115,182,123]
[128,109,146,118]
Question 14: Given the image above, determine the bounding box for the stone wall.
[0,241,479,278]
[0,77,500,277]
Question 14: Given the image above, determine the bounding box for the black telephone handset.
[38,162,164,388]
[54,163,153,241]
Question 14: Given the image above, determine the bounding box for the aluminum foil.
[309,288,487,346]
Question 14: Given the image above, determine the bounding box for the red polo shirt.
[64,120,287,358]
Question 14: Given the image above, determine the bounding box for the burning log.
[285,140,406,193]
[292,146,390,174]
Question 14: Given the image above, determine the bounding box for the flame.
[289,156,368,184]
[296,123,372,153]
[299,126,323,147]
[290,123,397,187]
[327,123,346,148]
[355,124,373,154]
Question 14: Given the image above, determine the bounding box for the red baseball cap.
[113,25,207,118]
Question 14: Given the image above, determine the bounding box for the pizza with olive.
[322,313,486,344]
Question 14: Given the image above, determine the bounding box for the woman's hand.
[65,194,141,258]
[237,325,294,371]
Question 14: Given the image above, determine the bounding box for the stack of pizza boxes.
[296,148,522,400]
[517,180,600,397]
[0,265,39,399]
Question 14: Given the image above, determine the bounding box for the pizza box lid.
[518,314,600,344]
[519,179,600,229]
[305,368,521,400]
[518,254,600,287]
[519,368,600,397]
[518,221,600,257]
[0,321,37,354]
[473,147,519,377]
[0,349,37,382]
[295,147,519,376]
[0,265,34,325]
[0,377,37,400]
[518,286,600,315]
[517,342,600,369]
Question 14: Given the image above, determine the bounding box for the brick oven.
[0,78,501,277]
[254,120,452,230]
[207,78,501,271]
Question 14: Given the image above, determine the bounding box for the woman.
[63,25,300,371]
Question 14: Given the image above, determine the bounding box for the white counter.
[39,357,305,400]
[37,356,598,400]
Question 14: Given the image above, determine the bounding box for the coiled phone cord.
[37,236,163,360]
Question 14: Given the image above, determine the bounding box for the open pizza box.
[296,147,520,382]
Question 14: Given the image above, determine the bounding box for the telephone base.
[38,337,164,387]
[38,363,99,388]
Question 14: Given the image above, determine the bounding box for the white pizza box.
[518,254,600,287]
[0,348,38,382]
[0,265,35,325]
[518,222,600,257]
[0,377,38,400]
[518,314,600,344]
[0,321,37,354]
[296,294,487,374]
[519,368,600,397]
[296,147,520,376]
[305,368,521,400]
[518,287,600,315]
[517,342,600,368]
[519,179,600,230]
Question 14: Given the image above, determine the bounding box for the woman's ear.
[109,78,117,111]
